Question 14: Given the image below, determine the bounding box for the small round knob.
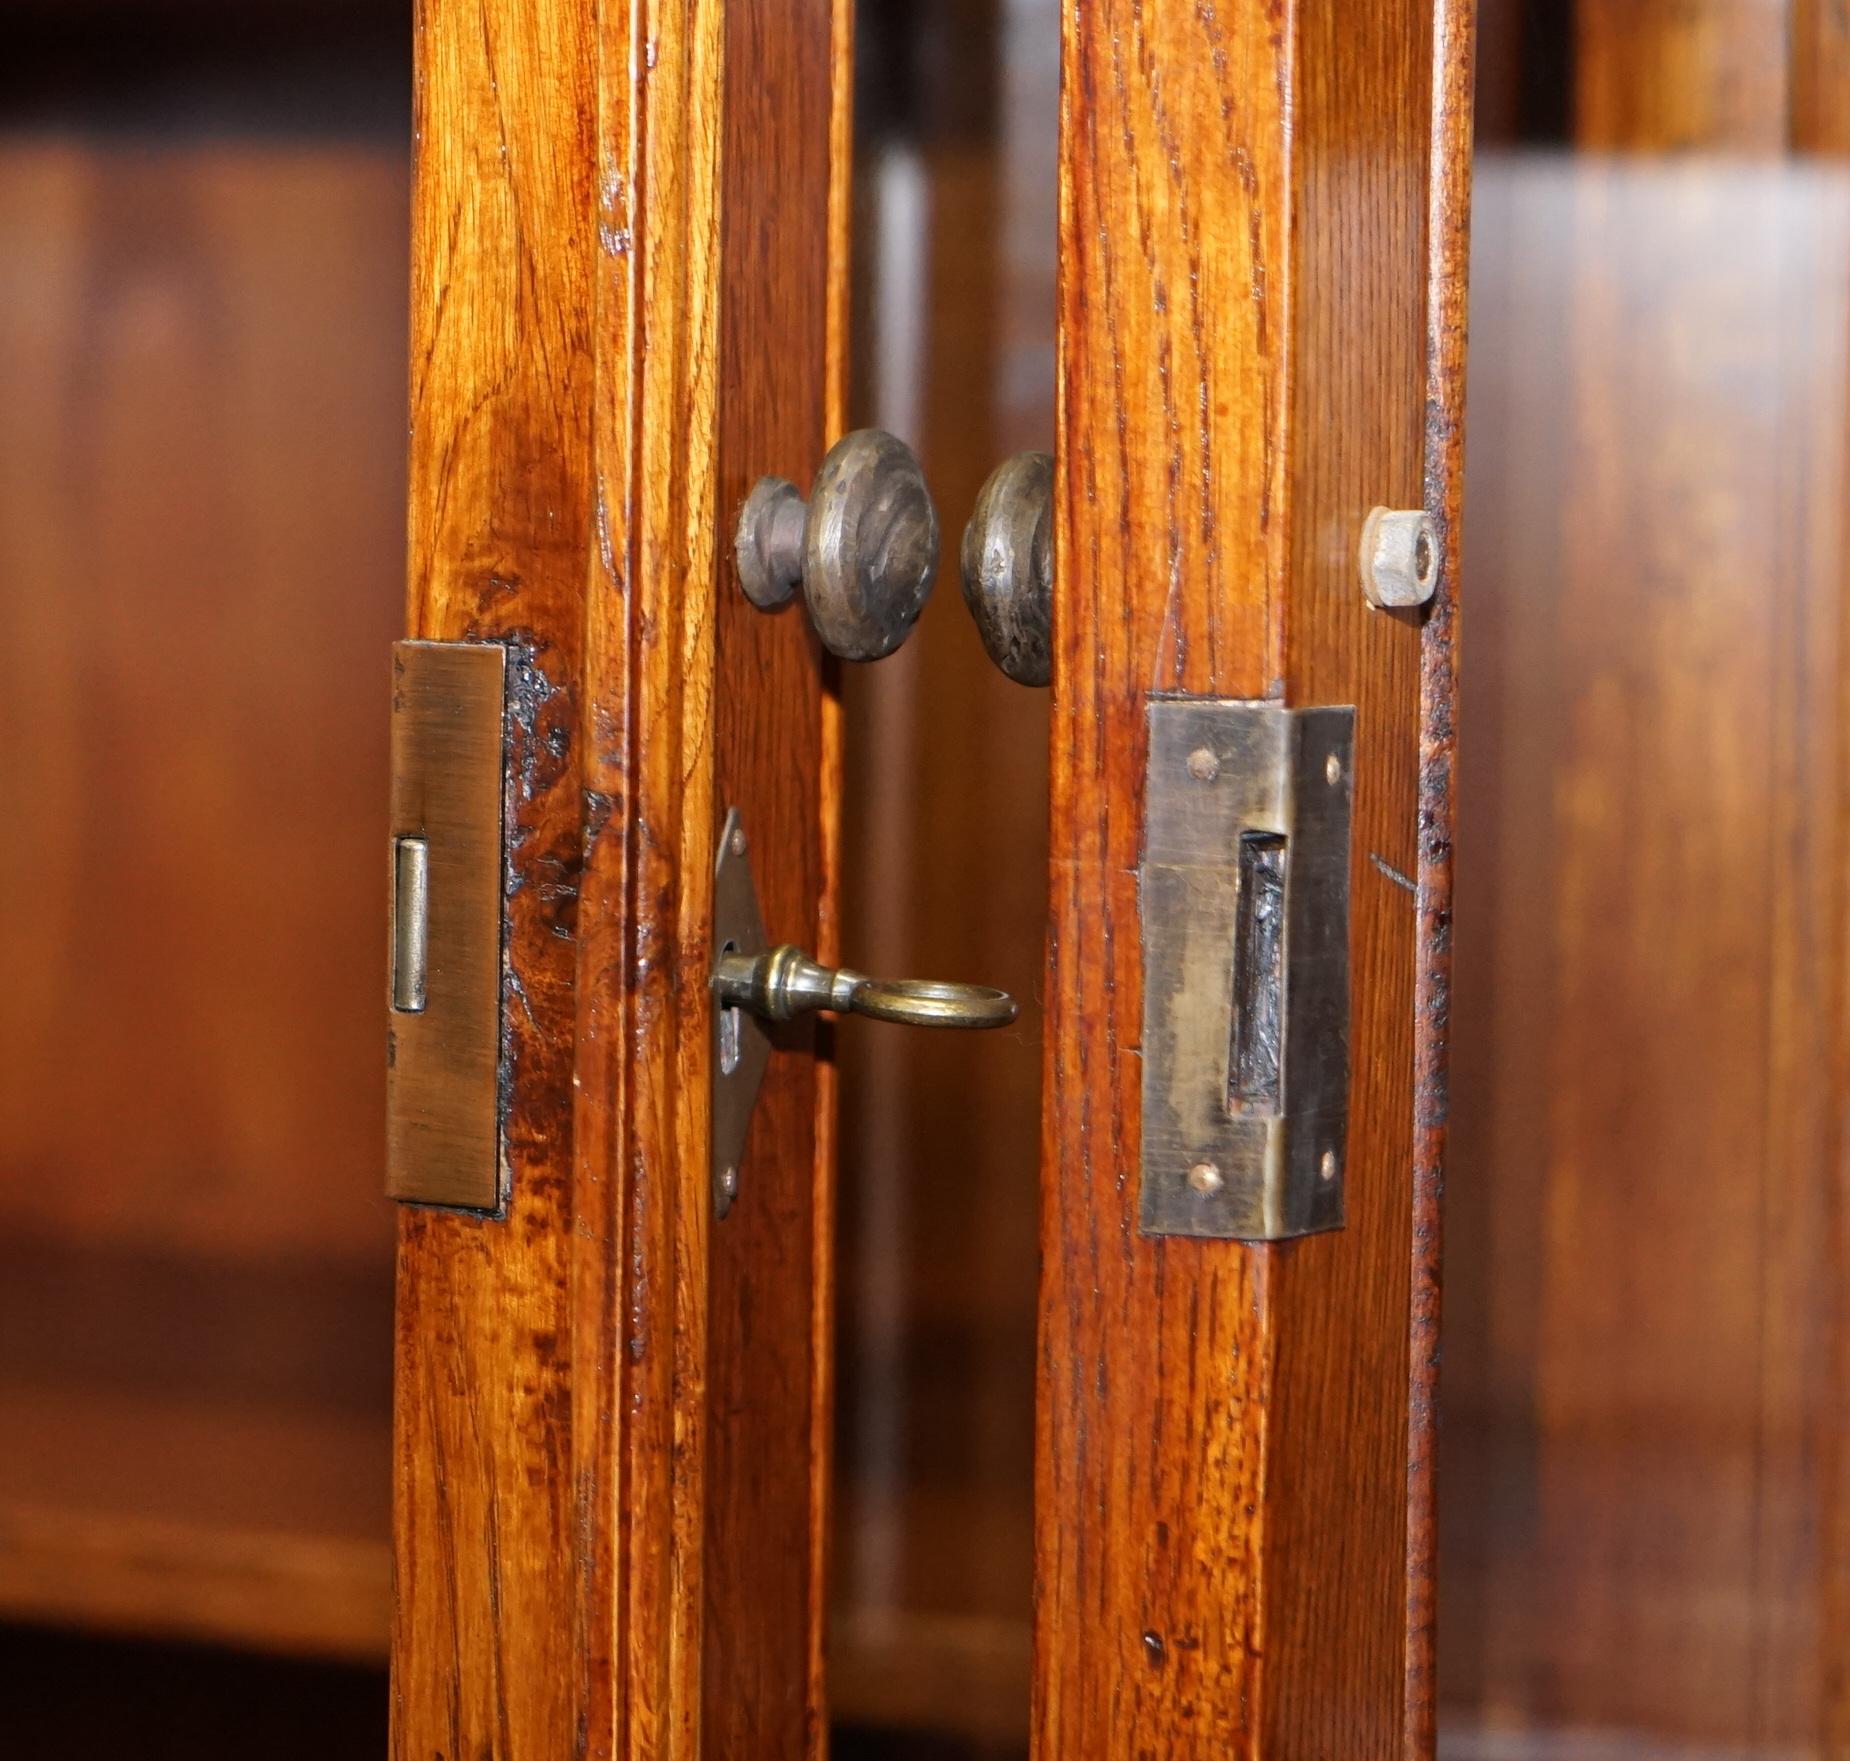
[960,450,1053,687]
[735,429,940,661]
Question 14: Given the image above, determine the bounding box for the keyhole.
[719,941,743,1074]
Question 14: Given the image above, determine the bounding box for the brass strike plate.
[386,640,507,1209]
[1138,699,1354,1241]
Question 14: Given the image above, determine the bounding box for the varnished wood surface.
[390,5,597,1750]
[812,0,854,1735]
[1408,0,1476,1746]
[391,0,840,1755]
[0,140,403,1265]
[0,1506,388,1663]
[830,1607,1032,1745]
[0,139,404,1656]
[1577,0,1792,149]
[704,0,835,1751]
[1038,2,1458,1755]
[1440,6,1850,1749]
[1795,0,1850,152]
[1577,0,1850,153]
[1439,152,1850,1753]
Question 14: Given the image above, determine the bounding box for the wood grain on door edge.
[1036,1,1472,1754]
[1407,0,1476,1747]
[391,2,842,1756]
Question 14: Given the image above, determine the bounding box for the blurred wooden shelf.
[830,1610,1030,1743]
[0,1504,389,1663]
[1436,1722,1809,1761]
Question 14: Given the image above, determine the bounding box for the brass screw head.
[1186,746,1220,783]
[1187,1160,1224,1196]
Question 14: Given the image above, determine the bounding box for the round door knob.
[735,429,940,662]
[960,450,1053,687]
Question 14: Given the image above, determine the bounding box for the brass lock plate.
[386,639,507,1210]
[711,809,773,1218]
[1138,699,1354,1241]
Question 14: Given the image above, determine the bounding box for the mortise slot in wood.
[1231,830,1286,1114]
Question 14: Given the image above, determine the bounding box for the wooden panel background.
[830,3,1052,1743]
[1442,152,1850,1752]
[1438,4,1850,1753]
[0,138,405,1657]
[1577,0,1793,150]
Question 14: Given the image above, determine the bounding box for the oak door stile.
[1037,2,1471,1756]
[390,3,842,1758]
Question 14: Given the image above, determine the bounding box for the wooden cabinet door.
[388,2,848,1756]
[390,1,1472,1756]
[1034,3,1474,1756]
